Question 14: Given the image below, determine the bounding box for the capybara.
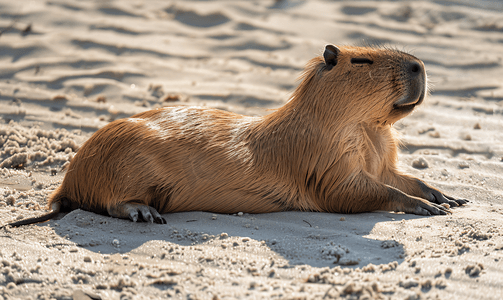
[3,45,468,227]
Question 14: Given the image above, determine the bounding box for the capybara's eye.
[351,58,373,65]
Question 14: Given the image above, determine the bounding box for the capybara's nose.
[408,61,422,78]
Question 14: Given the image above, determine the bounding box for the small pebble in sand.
[6,195,15,206]
[148,84,164,97]
[321,243,348,262]
[461,133,472,141]
[458,162,470,169]
[399,278,419,288]
[342,281,364,294]
[162,94,181,102]
[428,131,440,138]
[404,291,421,300]
[11,98,22,106]
[340,217,345,221]
[434,278,447,288]
[474,123,481,129]
[381,262,398,272]
[361,263,376,272]
[268,269,276,278]
[96,95,107,103]
[237,212,244,216]
[381,240,399,249]
[465,263,484,277]
[220,233,228,239]
[307,274,320,283]
[51,94,69,101]
[21,23,31,34]
[411,157,429,169]
[83,256,92,263]
[421,279,432,289]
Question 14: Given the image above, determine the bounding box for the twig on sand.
[0,19,18,37]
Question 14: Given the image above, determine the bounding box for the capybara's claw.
[147,206,166,224]
[455,199,469,205]
[438,193,469,207]
[414,206,431,216]
[417,181,468,209]
[153,214,167,224]
[137,205,154,223]
[129,211,139,222]
[427,205,449,216]
[411,198,450,216]
[446,197,469,207]
[435,202,451,215]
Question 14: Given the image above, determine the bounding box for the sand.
[1,0,503,299]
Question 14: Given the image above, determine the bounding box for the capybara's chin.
[4,44,468,228]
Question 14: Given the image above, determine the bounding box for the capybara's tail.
[1,186,73,228]
[2,202,62,228]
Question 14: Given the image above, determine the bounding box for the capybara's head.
[295,45,427,126]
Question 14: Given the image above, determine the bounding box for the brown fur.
[4,45,467,227]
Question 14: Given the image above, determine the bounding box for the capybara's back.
[50,107,306,218]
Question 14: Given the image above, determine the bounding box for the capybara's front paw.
[387,192,451,216]
[417,180,469,208]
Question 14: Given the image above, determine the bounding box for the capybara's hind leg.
[107,203,167,224]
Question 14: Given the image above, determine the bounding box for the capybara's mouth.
[393,87,425,111]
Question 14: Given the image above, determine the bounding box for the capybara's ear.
[323,45,340,70]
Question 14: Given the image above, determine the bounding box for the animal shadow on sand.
[21,209,434,269]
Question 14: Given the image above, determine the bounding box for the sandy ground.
[1,0,503,299]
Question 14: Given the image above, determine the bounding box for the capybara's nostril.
[410,62,421,74]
